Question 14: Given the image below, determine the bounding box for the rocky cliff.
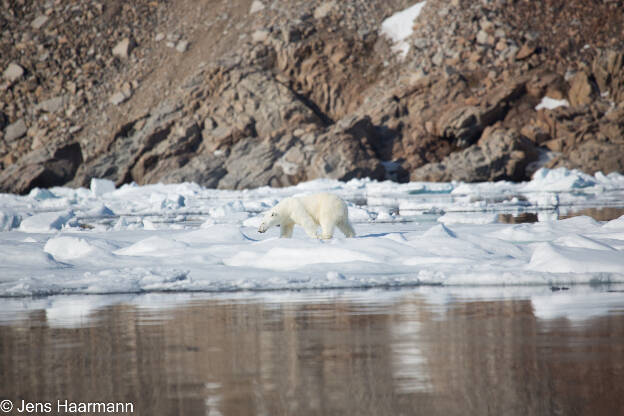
[1,0,623,193]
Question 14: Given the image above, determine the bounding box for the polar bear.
[258,193,356,239]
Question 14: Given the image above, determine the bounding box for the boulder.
[0,142,83,194]
[5,118,27,142]
[592,49,624,103]
[37,96,66,113]
[568,71,598,107]
[410,128,538,182]
[437,106,483,148]
[112,38,135,59]
[548,140,624,175]
[305,115,386,182]
[3,63,24,82]
[218,140,282,189]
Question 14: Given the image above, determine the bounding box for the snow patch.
[380,1,427,57]
[535,96,569,111]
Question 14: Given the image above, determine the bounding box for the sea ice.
[0,168,622,296]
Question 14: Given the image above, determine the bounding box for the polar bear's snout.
[258,211,278,233]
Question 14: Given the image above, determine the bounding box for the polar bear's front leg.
[280,221,294,238]
[319,218,335,239]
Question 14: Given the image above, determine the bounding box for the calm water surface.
[1,287,624,416]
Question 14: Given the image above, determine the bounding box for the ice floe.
[0,168,622,296]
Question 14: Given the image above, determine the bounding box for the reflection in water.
[1,293,624,416]
[497,212,539,224]
[560,206,624,222]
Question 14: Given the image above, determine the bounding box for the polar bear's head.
[258,204,282,233]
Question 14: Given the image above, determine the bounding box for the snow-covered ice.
[0,168,624,297]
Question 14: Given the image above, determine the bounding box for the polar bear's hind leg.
[337,219,356,238]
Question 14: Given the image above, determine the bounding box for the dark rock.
[131,122,202,184]
[306,115,386,182]
[437,106,483,148]
[0,112,7,131]
[411,128,539,182]
[0,142,83,194]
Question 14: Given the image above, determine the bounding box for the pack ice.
[0,168,623,296]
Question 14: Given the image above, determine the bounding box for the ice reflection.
[1,288,623,416]
[391,301,432,393]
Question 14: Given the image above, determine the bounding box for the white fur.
[258,193,356,239]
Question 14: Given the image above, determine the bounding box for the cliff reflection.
[1,293,623,416]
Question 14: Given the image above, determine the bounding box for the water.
[1,288,624,416]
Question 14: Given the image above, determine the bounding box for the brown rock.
[568,71,598,107]
[515,43,536,60]
[592,48,624,103]
[520,125,551,144]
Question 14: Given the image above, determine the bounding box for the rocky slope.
[1,0,623,193]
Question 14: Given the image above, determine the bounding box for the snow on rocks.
[535,96,570,111]
[380,1,427,57]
